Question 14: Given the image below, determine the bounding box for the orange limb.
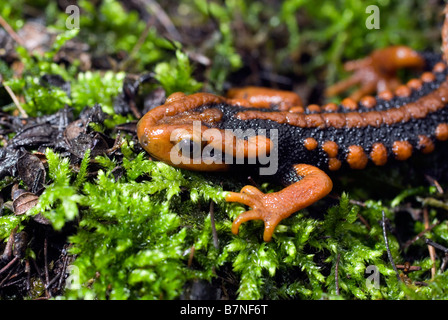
[226,164,333,241]
[326,46,425,101]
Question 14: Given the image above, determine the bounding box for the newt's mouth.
[137,116,230,171]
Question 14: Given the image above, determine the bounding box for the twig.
[348,199,367,207]
[440,256,448,272]
[425,238,448,273]
[396,263,422,273]
[382,211,400,282]
[47,246,71,292]
[0,262,25,288]
[425,175,444,194]
[118,17,153,72]
[425,238,448,253]
[210,201,219,250]
[57,247,70,291]
[247,176,260,189]
[1,227,16,261]
[44,237,49,282]
[187,245,195,268]
[419,197,448,211]
[25,259,31,292]
[441,256,448,273]
[357,213,371,230]
[0,14,25,46]
[402,221,440,250]
[45,272,61,290]
[144,0,181,42]
[30,258,44,282]
[335,253,340,295]
[1,277,24,288]
[0,16,29,119]
[106,133,125,154]
[0,256,19,276]
[423,208,437,279]
[128,98,142,120]
[2,82,28,118]
[0,267,14,287]
[43,237,51,298]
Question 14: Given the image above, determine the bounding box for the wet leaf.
[0,148,22,180]
[40,74,71,96]
[12,190,39,216]
[12,231,28,258]
[32,213,51,225]
[17,151,46,192]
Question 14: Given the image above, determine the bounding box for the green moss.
[71,71,126,115]
[60,145,228,299]
[154,50,203,96]
[27,148,84,230]
[1,0,448,301]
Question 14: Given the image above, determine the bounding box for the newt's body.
[137,9,448,241]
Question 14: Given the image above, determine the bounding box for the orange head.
[137,92,273,172]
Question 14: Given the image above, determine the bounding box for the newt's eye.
[178,138,202,159]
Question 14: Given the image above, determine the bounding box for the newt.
[137,8,448,241]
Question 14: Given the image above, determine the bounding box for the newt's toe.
[226,189,283,241]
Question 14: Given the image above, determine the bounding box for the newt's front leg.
[226,164,333,242]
